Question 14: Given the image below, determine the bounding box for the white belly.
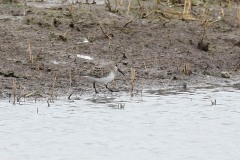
[84,71,116,85]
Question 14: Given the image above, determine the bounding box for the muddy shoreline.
[0,1,240,99]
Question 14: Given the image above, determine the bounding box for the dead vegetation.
[130,67,136,97]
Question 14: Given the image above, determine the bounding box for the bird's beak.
[117,68,125,76]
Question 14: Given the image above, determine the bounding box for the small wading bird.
[83,62,125,93]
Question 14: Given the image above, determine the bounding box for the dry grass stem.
[183,63,191,76]
[25,91,35,98]
[47,98,51,107]
[69,70,72,88]
[136,0,142,9]
[227,0,232,7]
[28,43,33,64]
[200,4,220,28]
[127,0,132,15]
[12,79,16,105]
[198,5,220,44]
[68,89,74,100]
[68,4,77,20]
[211,99,216,105]
[142,9,156,18]
[130,67,136,97]
[123,16,137,28]
[221,8,225,17]
[237,9,240,27]
[183,0,192,19]
[100,25,112,39]
[105,0,112,12]
[99,24,112,45]
[168,29,172,45]
[143,62,149,75]
[50,75,57,100]
[17,85,26,103]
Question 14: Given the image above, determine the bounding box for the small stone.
[221,71,230,78]
[183,83,187,89]
[197,41,209,52]
[172,76,178,80]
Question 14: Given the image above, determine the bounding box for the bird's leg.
[93,82,98,93]
[105,85,119,92]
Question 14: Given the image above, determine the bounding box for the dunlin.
[83,62,124,93]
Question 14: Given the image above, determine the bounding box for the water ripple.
[0,87,240,160]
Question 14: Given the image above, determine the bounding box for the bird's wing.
[86,66,110,78]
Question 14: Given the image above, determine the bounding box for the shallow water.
[1,87,240,160]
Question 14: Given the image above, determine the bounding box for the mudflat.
[0,0,240,99]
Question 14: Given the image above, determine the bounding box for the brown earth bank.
[0,1,240,100]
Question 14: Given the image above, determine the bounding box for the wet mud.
[0,0,240,99]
